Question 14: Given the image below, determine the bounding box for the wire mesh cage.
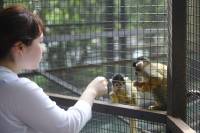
[186,0,200,132]
[81,112,166,133]
[1,0,199,132]
[3,0,168,107]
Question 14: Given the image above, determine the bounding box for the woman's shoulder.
[0,67,39,90]
[0,72,41,93]
[10,77,41,92]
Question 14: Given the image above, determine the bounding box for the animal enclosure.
[1,0,199,132]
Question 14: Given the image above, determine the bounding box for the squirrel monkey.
[109,74,139,106]
[133,56,167,110]
[109,74,139,133]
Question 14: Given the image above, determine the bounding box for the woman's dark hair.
[0,4,44,59]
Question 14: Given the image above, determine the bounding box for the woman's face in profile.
[21,33,45,70]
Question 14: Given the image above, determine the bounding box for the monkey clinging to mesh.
[133,56,167,110]
[109,74,139,133]
[109,74,139,106]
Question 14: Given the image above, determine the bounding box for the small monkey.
[133,56,167,110]
[109,74,139,106]
[109,74,139,133]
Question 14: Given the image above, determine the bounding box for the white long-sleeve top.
[0,66,92,133]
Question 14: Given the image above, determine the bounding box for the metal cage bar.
[167,0,187,120]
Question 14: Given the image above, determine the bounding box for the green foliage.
[32,75,48,87]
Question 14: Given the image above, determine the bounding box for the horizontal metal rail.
[47,93,167,123]
[38,71,81,96]
[167,116,196,133]
[47,93,196,132]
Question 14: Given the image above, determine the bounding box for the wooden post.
[167,0,187,132]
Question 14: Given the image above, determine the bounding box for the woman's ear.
[11,42,25,56]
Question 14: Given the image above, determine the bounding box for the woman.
[0,5,108,133]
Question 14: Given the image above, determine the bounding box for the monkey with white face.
[109,74,140,133]
[133,57,167,110]
[109,74,139,106]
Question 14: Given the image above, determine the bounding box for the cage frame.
[44,0,195,132]
[1,0,198,132]
[48,93,195,133]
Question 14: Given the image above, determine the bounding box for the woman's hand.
[86,76,108,97]
[79,76,108,106]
